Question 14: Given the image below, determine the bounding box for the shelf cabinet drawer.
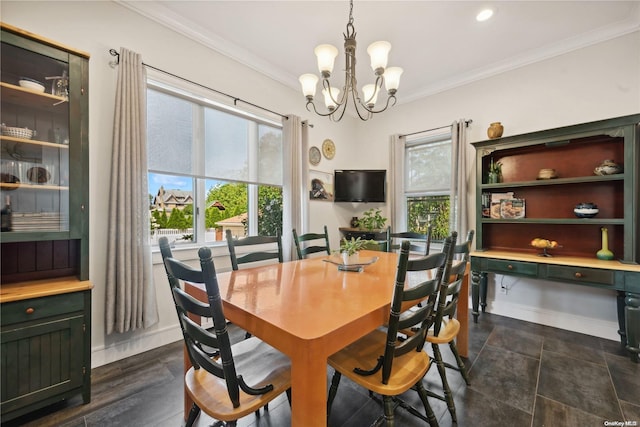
[487,259,538,277]
[1,292,84,325]
[547,265,615,286]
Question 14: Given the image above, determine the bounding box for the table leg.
[290,348,328,427]
[471,270,481,323]
[625,291,640,363]
[457,267,469,358]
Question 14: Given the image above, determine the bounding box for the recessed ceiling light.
[476,8,494,22]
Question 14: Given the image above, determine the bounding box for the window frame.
[393,129,454,243]
[146,78,283,248]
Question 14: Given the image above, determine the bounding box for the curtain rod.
[109,49,288,120]
[400,119,472,138]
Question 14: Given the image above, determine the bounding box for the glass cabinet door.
[1,40,71,234]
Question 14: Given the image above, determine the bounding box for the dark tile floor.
[4,312,639,427]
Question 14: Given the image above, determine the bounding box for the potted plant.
[487,158,502,184]
[338,237,374,264]
[357,208,387,231]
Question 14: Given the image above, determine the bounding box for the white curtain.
[281,115,307,261]
[105,48,158,334]
[451,119,469,240]
[389,134,405,231]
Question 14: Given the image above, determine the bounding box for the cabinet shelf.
[1,23,91,422]
[1,135,70,149]
[481,174,623,189]
[473,114,639,263]
[0,82,67,110]
[0,183,69,191]
[480,218,625,225]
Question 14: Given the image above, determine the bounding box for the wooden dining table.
[184,250,469,427]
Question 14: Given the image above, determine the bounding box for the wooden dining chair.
[327,236,455,427]
[362,226,391,252]
[389,225,433,256]
[292,225,330,259]
[427,230,474,388]
[225,229,283,271]
[163,244,291,427]
[159,237,219,360]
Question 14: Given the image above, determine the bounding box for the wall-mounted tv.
[334,169,386,203]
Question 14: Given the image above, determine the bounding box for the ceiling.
[119,1,639,105]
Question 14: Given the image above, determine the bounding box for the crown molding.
[117,1,639,106]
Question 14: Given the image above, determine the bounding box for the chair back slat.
[389,225,433,256]
[433,231,461,336]
[163,246,242,407]
[226,229,283,270]
[362,226,391,252]
[293,225,330,259]
[378,235,454,384]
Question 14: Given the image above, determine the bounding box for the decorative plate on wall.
[322,139,335,159]
[309,146,321,165]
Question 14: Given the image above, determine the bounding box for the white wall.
[2,1,638,366]
[354,31,640,341]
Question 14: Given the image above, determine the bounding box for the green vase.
[596,227,614,260]
[487,171,500,184]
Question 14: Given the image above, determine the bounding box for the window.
[399,131,452,242]
[147,81,283,246]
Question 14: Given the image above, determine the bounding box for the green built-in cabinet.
[0,23,91,420]
[470,114,640,362]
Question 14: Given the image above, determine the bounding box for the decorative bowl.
[530,237,560,257]
[18,77,45,93]
[1,124,35,139]
[594,159,623,176]
[537,168,557,179]
[574,202,599,218]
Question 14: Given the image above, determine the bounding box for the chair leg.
[185,403,201,427]
[327,371,342,417]
[431,343,457,423]
[449,340,471,385]
[382,395,395,427]
[415,382,440,427]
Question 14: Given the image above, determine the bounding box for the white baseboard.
[485,299,620,342]
[91,325,183,368]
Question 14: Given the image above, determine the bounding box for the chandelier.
[298,0,403,122]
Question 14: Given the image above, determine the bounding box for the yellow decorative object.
[322,139,335,159]
[487,122,504,139]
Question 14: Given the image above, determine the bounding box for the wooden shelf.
[0,183,69,191]
[479,218,624,225]
[1,135,69,149]
[1,82,67,110]
[481,173,623,189]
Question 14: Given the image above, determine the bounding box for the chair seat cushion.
[186,337,291,421]
[328,329,431,396]
[426,318,460,344]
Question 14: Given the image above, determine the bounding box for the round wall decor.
[322,139,335,159]
[309,146,321,165]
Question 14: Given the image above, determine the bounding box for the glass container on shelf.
[0,41,70,234]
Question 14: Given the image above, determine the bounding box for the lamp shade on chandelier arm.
[298,0,402,122]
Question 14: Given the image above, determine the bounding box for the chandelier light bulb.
[367,41,391,74]
[384,67,403,94]
[299,0,401,121]
[322,87,340,111]
[299,74,319,98]
[314,44,339,75]
[362,84,378,107]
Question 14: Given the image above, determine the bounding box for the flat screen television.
[334,169,386,203]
